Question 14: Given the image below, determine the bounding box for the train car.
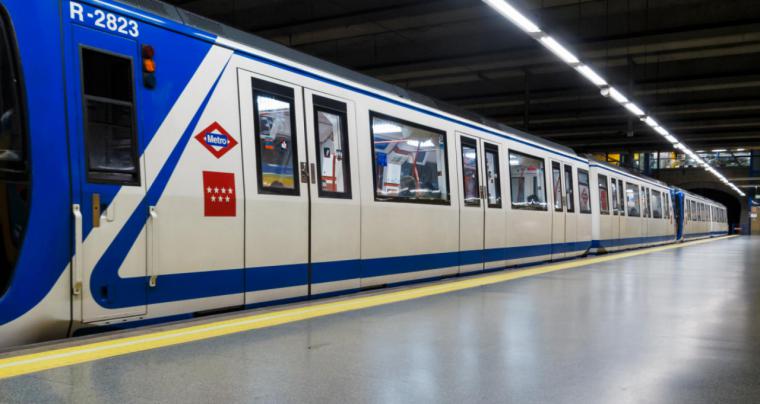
[589,161,676,253]
[0,0,598,348]
[674,188,728,240]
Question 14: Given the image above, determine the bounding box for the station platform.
[1,236,758,403]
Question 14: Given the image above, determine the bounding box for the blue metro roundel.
[194,122,238,159]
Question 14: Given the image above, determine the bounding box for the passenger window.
[578,169,591,214]
[626,183,641,217]
[652,190,663,219]
[509,151,547,210]
[460,137,480,207]
[564,165,575,212]
[611,179,618,215]
[81,48,139,185]
[598,174,609,215]
[313,96,351,198]
[370,113,449,203]
[552,162,562,211]
[484,143,502,208]
[253,79,299,195]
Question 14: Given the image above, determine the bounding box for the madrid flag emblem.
[203,171,236,217]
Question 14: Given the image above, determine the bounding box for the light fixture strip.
[482,0,746,197]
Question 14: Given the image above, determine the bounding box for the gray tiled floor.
[2,237,759,403]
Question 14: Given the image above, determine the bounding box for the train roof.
[586,156,671,189]
[113,0,578,157]
[675,187,726,207]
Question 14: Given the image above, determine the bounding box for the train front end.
[0,0,74,348]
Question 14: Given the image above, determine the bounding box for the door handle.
[72,204,83,296]
[92,193,101,228]
[300,162,309,184]
[147,206,158,288]
[310,163,317,185]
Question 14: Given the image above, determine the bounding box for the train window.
[626,183,641,217]
[610,179,618,215]
[598,174,609,215]
[81,48,139,185]
[370,113,449,204]
[552,162,562,211]
[564,165,574,213]
[652,190,663,219]
[617,180,625,216]
[690,201,696,221]
[253,79,299,195]
[312,96,351,199]
[664,194,671,219]
[0,8,29,298]
[509,151,547,210]
[460,137,480,207]
[644,188,652,218]
[578,169,591,214]
[484,143,502,208]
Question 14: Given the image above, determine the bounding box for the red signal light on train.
[142,44,156,89]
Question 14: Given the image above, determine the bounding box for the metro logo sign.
[195,122,238,159]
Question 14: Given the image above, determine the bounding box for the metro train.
[0,0,729,349]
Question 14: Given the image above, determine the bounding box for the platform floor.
[2,236,759,403]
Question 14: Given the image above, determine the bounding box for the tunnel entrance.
[688,188,742,233]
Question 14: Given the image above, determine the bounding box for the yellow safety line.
[0,235,736,380]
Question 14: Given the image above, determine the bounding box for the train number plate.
[69,2,140,38]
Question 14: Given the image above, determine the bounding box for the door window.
[484,143,501,208]
[611,178,618,215]
[617,179,625,216]
[598,174,609,215]
[578,169,591,214]
[552,162,562,212]
[81,48,139,185]
[460,137,480,207]
[312,96,351,198]
[253,79,299,195]
[564,165,574,212]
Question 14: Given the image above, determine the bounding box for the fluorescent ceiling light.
[654,127,669,136]
[575,65,607,87]
[483,0,541,34]
[608,87,628,104]
[539,36,579,64]
[624,102,645,116]
[483,0,745,196]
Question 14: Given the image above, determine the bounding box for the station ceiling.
[165,0,760,153]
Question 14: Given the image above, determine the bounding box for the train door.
[563,165,577,254]
[456,133,484,273]
[550,161,565,260]
[303,89,361,294]
[68,26,148,322]
[238,71,309,304]
[482,142,505,269]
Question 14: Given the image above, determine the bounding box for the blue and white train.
[0,0,729,348]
